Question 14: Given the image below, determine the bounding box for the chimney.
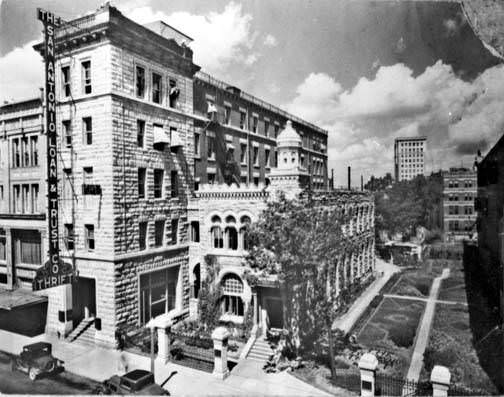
[331,169,334,190]
[361,175,364,191]
[348,166,351,190]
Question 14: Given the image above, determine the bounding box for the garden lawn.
[357,297,425,377]
[438,269,467,303]
[421,304,498,394]
[389,267,437,297]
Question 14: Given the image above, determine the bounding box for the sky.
[1,0,503,186]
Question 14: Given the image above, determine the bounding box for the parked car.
[94,369,169,395]
[11,342,64,381]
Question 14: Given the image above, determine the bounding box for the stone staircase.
[247,337,275,363]
[66,317,95,345]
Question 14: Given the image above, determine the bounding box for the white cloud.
[285,62,504,186]
[0,40,43,103]
[263,34,278,47]
[124,2,260,75]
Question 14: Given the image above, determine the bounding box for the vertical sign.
[34,8,78,291]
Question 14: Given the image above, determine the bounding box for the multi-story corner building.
[476,135,504,325]
[394,136,427,181]
[192,72,328,190]
[0,4,361,348]
[442,167,477,242]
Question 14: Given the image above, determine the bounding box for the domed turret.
[277,120,302,148]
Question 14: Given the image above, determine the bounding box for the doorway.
[264,297,284,329]
[72,277,96,327]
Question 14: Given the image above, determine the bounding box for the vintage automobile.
[94,369,170,395]
[11,342,64,381]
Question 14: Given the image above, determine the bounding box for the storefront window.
[139,266,179,325]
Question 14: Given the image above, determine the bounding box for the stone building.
[476,135,504,324]
[442,167,477,242]
[0,4,369,348]
[394,136,427,182]
[187,122,375,337]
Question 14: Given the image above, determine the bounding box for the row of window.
[63,224,94,251]
[399,141,424,147]
[138,168,179,199]
[11,136,38,168]
[210,215,250,251]
[61,60,91,98]
[447,206,474,215]
[446,194,474,201]
[447,221,473,232]
[446,180,475,188]
[139,219,179,250]
[12,184,39,214]
[62,117,93,147]
[136,65,180,108]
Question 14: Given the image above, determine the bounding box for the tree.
[245,193,357,379]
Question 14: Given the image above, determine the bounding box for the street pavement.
[405,268,450,382]
[0,350,99,394]
[0,328,329,396]
[332,258,400,333]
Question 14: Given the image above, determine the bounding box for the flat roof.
[395,136,427,142]
[0,288,48,311]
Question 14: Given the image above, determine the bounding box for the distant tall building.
[394,137,427,181]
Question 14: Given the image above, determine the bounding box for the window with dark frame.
[62,65,71,97]
[171,170,178,197]
[253,146,259,165]
[169,79,178,108]
[252,115,258,133]
[136,66,145,98]
[85,224,95,251]
[64,224,74,250]
[171,218,178,245]
[207,136,215,159]
[31,184,38,213]
[190,221,200,242]
[138,168,146,199]
[12,138,20,168]
[83,117,92,145]
[154,169,164,198]
[264,120,269,136]
[0,229,6,261]
[22,137,29,167]
[137,119,145,148]
[155,220,165,247]
[152,72,162,104]
[63,120,72,147]
[30,136,38,166]
[81,60,91,94]
[224,105,231,125]
[139,222,147,250]
[194,134,200,156]
[240,143,247,164]
[239,110,246,130]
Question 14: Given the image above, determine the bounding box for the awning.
[0,288,48,311]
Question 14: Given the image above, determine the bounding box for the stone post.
[211,326,230,379]
[156,323,172,364]
[431,365,451,397]
[358,353,378,397]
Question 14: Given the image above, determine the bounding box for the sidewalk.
[0,329,328,396]
[405,268,450,382]
[332,258,400,333]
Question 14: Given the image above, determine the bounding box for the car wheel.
[28,368,37,381]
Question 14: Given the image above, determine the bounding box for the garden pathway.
[382,293,468,306]
[405,268,450,382]
[332,258,400,334]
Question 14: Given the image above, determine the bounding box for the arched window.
[221,274,244,294]
[211,226,223,248]
[226,227,238,250]
[239,216,251,251]
[221,274,244,316]
[225,215,236,224]
[211,215,221,223]
[192,263,201,299]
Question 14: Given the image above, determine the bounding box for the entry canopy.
[32,259,78,291]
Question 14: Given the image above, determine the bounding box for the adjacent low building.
[442,167,477,242]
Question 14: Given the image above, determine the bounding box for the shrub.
[388,323,416,348]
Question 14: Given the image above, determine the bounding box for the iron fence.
[168,331,215,373]
[330,368,361,394]
[375,374,432,396]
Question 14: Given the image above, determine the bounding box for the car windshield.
[24,347,50,357]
